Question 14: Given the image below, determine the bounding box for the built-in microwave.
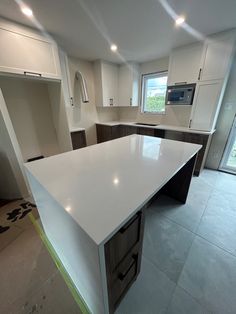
[166,84,196,105]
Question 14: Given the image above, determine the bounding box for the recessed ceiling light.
[21,7,33,17]
[110,44,118,52]
[175,16,185,26]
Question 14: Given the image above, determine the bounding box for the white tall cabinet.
[189,30,236,131]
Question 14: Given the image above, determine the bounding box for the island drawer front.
[105,211,142,271]
[110,250,138,309]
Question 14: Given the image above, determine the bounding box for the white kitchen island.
[24,135,201,314]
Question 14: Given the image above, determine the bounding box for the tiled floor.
[116,169,236,314]
[0,200,81,314]
[1,169,236,314]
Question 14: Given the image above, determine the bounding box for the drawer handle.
[174,82,187,85]
[119,212,141,234]
[24,71,42,77]
[118,254,138,281]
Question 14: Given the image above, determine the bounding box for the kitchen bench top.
[96,121,215,135]
[25,135,201,245]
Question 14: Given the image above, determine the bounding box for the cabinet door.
[200,34,235,81]
[102,62,118,107]
[118,64,139,107]
[190,80,223,131]
[0,27,61,80]
[168,43,203,86]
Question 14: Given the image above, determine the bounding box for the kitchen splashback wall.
[118,57,192,126]
[67,57,119,145]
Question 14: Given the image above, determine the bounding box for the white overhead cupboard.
[167,42,203,86]
[118,63,139,107]
[0,18,72,200]
[94,61,119,107]
[94,60,139,107]
[0,19,61,80]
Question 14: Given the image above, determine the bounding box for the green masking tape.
[29,213,91,314]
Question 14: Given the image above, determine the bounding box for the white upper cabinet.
[118,63,139,107]
[199,31,236,82]
[167,43,203,86]
[94,60,119,107]
[0,19,61,80]
[190,80,223,131]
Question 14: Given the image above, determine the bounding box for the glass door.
[220,116,236,174]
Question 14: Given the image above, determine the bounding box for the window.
[141,71,168,114]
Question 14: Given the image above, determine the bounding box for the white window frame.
[141,71,168,115]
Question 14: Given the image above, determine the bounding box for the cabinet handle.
[130,98,132,106]
[189,119,192,128]
[24,71,42,77]
[198,68,202,80]
[118,254,138,281]
[174,82,187,85]
[109,98,113,106]
[70,97,74,107]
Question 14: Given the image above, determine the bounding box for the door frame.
[219,115,236,174]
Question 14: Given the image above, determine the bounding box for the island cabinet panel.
[105,210,145,313]
[70,131,87,149]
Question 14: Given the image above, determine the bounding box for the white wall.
[0,89,29,199]
[118,56,192,126]
[206,55,236,169]
[0,77,60,162]
[0,112,21,199]
[66,57,119,145]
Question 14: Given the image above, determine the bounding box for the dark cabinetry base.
[105,210,145,313]
[96,124,212,176]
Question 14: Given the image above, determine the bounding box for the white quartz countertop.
[96,121,215,135]
[69,127,85,133]
[25,135,201,245]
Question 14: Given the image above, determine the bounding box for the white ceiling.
[0,0,236,63]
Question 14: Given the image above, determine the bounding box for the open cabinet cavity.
[0,76,72,200]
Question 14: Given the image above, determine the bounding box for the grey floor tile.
[179,236,236,314]
[198,169,220,189]
[197,190,236,256]
[0,226,57,308]
[166,286,210,314]
[143,211,195,283]
[115,256,176,314]
[214,172,236,195]
[148,194,206,232]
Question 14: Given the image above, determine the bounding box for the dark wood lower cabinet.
[70,130,87,149]
[105,210,145,313]
[96,124,212,176]
[96,125,121,143]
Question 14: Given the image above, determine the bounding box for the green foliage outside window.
[145,95,165,112]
